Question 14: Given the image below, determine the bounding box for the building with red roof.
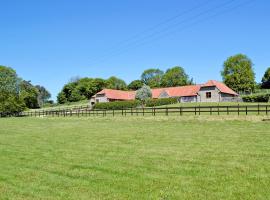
[91,80,239,104]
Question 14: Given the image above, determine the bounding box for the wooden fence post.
[246,106,248,115]
[238,104,240,116]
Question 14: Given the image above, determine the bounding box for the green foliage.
[161,66,191,87]
[221,54,256,93]
[42,101,55,108]
[0,65,26,114]
[36,85,51,106]
[145,97,178,107]
[77,78,107,99]
[141,68,164,88]
[128,80,143,90]
[261,67,270,89]
[0,92,25,115]
[94,100,140,110]
[135,85,152,104]
[106,76,127,90]
[69,88,85,102]
[57,78,107,103]
[94,98,178,110]
[20,80,40,109]
[0,65,19,94]
[57,91,68,104]
[242,93,270,102]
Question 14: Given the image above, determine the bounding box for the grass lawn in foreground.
[0,116,270,199]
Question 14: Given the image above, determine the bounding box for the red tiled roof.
[151,88,166,98]
[95,80,238,100]
[164,85,201,97]
[202,80,238,95]
[96,89,135,100]
[151,85,201,98]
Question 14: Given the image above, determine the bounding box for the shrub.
[135,85,152,104]
[145,98,178,107]
[94,100,140,110]
[242,93,270,102]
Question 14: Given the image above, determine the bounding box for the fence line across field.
[8,104,269,118]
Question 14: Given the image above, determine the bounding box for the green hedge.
[145,97,178,107]
[94,100,140,110]
[94,98,178,110]
[242,93,270,102]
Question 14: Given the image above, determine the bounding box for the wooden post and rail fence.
[1,104,270,118]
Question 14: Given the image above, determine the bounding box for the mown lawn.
[0,116,270,199]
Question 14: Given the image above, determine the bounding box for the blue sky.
[0,0,269,100]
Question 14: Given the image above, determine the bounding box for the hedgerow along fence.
[2,104,270,118]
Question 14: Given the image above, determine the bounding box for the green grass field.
[0,116,270,199]
[30,100,90,111]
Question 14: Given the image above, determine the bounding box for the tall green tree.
[0,65,19,94]
[106,76,127,90]
[128,80,143,90]
[57,91,68,104]
[20,80,40,109]
[77,78,107,99]
[161,66,191,87]
[0,65,25,114]
[141,68,164,88]
[35,85,51,106]
[221,54,255,93]
[261,67,270,89]
[57,77,107,104]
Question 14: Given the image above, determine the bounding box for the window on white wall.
[206,92,211,99]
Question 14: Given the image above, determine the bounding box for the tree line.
[1,53,270,114]
[57,66,193,104]
[0,65,51,114]
[57,53,270,104]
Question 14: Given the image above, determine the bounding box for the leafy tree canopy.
[261,67,270,89]
[106,76,127,90]
[221,54,256,93]
[20,80,40,109]
[141,68,164,88]
[128,80,143,90]
[0,65,19,94]
[161,66,192,87]
[57,77,107,104]
[36,85,51,106]
[0,65,25,114]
